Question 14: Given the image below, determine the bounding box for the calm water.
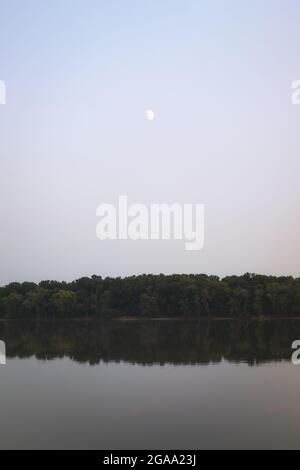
[0,319,300,449]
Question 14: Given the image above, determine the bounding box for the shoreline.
[1,316,300,322]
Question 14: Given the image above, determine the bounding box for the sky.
[0,0,300,285]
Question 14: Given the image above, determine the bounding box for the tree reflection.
[0,319,298,366]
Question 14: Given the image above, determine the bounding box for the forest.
[0,273,300,319]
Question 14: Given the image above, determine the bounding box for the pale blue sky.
[0,0,300,284]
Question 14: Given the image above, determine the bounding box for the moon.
[145,109,155,121]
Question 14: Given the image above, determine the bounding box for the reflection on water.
[0,319,298,365]
[1,320,300,449]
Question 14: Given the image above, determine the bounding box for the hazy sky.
[0,0,300,285]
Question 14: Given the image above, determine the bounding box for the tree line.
[0,273,300,319]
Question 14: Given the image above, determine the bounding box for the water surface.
[0,319,299,449]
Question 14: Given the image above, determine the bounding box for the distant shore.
[1,316,300,322]
[1,273,299,320]
[109,315,300,322]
